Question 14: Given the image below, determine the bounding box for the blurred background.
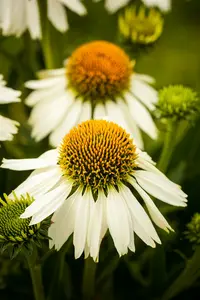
[0,0,200,299]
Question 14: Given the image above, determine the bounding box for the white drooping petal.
[104,0,131,13]
[120,184,161,245]
[23,178,71,225]
[49,189,81,250]
[93,103,107,119]
[73,190,94,259]
[49,99,82,147]
[88,192,107,261]
[1,149,58,170]
[30,94,73,141]
[124,92,158,140]
[136,151,162,175]
[47,0,68,32]
[25,77,66,90]
[134,171,187,206]
[11,167,62,200]
[106,188,130,256]
[0,86,21,103]
[117,98,144,149]
[130,179,173,232]
[77,101,92,123]
[26,0,41,39]
[60,0,87,15]
[0,115,19,141]
[130,74,158,110]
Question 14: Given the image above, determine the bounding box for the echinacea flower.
[1,120,187,261]
[93,0,131,13]
[0,0,87,39]
[141,0,171,13]
[0,75,21,142]
[119,5,164,45]
[0,193,50,258]
[25,40,158,149]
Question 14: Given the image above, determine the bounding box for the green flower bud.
[118,5,164,45]
[185,213,200,245]
[156,85,199,121]
[0,193,50,258]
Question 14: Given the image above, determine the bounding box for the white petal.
[1,149,58,170]
[25,179,71,225]
[106,188,130,256]
[25,76,65,90]
[120,185,161,245]
[73,190,94,259]
[30,94,72,142]
[47,0,68,32]
[49,188,81,250]
[142,0,171,12]
[59,0,87,15]
[124,92,158,140]
[134,74,155,84]
[0,115,19,141]
[26,0,41,39]
[117,98,144,149]
[134,171,187,206]
[77,101,92,124]
[130,75,158,110]
[49,99,82,147]
[130,179,173,232]
[0,86,21,103]
[93,103,107,119]
[136,151,162,174]
[88,192,107,261]
[105,0,131,13]
[11,166,62,199]
[38,68,66,79]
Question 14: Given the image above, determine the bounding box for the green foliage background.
[0,0,200,299]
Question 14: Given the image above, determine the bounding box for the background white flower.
[1,120,187,261]
[0,0,87,39]
[0,75,21,142]
[25,41,158,149]
[142,0,172,12]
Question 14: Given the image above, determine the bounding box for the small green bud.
[156,85,199,121]
[185,213,200,245]
[118,5,164,45]
[0,193,50,258]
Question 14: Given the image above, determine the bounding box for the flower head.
[156,85,199,121]
[0,74,21,142]
[185,213,200,246]
[1,120,187,261]
[119,6,164,45]
[0,193,50,258]
[25,40,158,149]
[0,0,86,39]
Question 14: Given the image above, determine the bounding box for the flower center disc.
[58,120,138,191]
[67,41,133,100]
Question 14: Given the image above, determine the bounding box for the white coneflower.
[1,120,187,261]
[93,0,131,13]
[141,0,172,12]
[0,0,86,39]
[25,40,158,149]
[0,75,21,142]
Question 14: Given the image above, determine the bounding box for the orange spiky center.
[58,120,138,192]
[66,41,133,101]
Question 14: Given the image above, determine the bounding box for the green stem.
[157,121,177,173]
[82,258,97,300]
[25,249,45,300]
[162,246,200,300]
[38,1,55,69]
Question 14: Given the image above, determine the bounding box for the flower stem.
[82,258,97,300]
[25,248,45,300]
[38,1,55,69]
[157,121,177,174]
[162,246,200,300]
